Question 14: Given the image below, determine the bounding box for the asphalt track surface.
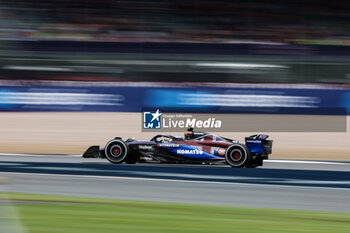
[1,154,350,212]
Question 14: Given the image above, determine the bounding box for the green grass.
[2,192,350,233]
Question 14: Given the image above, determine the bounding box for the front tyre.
[225,144,251,168]
[104,139,129,164]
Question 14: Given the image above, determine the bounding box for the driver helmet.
[187,126,194,132]
[184,127,194,139]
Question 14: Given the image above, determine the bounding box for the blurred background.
[1,2,350,233]
[0,0,349,159]
[0,0,349,83]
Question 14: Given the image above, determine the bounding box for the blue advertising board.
[0,84,349,115]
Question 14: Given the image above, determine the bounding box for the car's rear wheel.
[105,139,129,164]
[225,144,251,168]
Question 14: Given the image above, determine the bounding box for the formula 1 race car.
[82,131,272,168]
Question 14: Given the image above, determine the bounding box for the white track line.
[265,160,349,165]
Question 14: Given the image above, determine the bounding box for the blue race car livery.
[82,132,272,168]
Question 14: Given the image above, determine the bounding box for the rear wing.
[245,134,273,155]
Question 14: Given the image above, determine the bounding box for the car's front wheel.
[104,139,129,164]
[225,144,251,168]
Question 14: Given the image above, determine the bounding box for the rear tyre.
[104,139,129,164]
[225,144,251,168]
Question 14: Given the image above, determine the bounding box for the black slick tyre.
[225,144,251,168]
[104,139,129,164]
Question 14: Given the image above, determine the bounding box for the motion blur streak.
[178,93,319,108]
[0,1,349,232]
[1,153,350,212]
[0,92,123,105]
[193,62,288,69]
[0,191,26,233]
[3,66,73,72]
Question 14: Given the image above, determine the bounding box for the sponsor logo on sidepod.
[177,149,203,155]
[138,145,153,149]
[158,143,180,147]
[217,148,226,156]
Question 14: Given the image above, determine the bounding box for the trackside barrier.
[0,83,349,115]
